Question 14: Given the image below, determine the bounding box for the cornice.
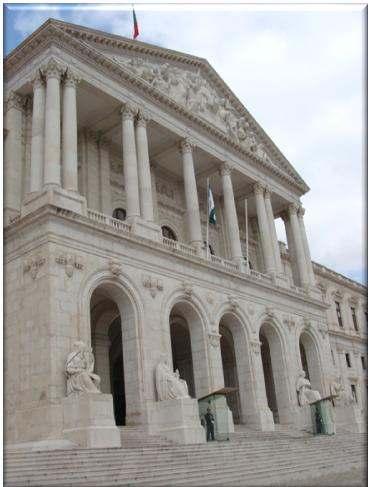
[4,20,309,196]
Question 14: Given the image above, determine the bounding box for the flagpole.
[244,198,249,272]
[206,178,210,260]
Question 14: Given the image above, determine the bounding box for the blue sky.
[3,3,366,284]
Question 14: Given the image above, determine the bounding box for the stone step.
[5,455,363,487]
[5,444,363,483]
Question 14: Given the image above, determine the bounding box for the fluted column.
[62,68,79,192]
[4,92,24,220]
[121,103,140,220]
[29,71,45,193]
[298,207,316,286]
[180,139,203,252]
[264,187,283,274]
[43,59,63,188]
[253,182,275,273]
[281,211,299,285]
[135,110,154,222]
[220,164,243,264]
[288,203,309,287]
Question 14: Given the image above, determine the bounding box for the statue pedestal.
[62,393,121,448]
[148,398,206,445]
[334,404,365,433]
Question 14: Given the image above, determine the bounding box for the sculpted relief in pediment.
[109,54,274,165]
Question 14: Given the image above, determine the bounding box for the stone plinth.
[62,393,121,448]
[22,187,87,217]
[295,405,313,432]
[334,405,365,433]
[129,217,163,241]
[148,398,206,444]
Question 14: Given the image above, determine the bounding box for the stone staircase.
[4,427,366,486]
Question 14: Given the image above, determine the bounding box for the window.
[345,353,351,368]
[351,384,358,403]
[161,225,177,241]
[335,301,343,328]
[351,307,359,332]
[331,348,336,366]
[112,208,126,221]
[361,356,366,370]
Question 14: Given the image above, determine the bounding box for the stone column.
[29,71,46,193]
[62,68,79,192]
[43,59,63,188]
[121,104,140,221]
[150,163,159,223]
[288,203,309,288]
[264,187,283,274]
[298,207,316,286]
[135,110,154,222]
[220,164,243,265]
[4,92,24,221]
[281,211,299,285]
[253,182,275,273]
[180,139,203,252]
[98,138,112,215]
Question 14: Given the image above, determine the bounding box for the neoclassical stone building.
[4,19,367,448]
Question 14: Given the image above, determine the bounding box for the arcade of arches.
[89,286,325,429]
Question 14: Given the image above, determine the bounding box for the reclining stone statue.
[155,358,189,401]
[65,341,101,396]
[296,370,321,406]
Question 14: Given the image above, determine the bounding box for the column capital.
[219,162,233,177]
[63,68,80,87]
[179,138,194,154]
[5,91,25,112]
[31,70,45,90]
[279,210,289,222]
[43,58,64,81]
[136,109,150,128]
[264,186,273,199]
[288,202,300,216]
[121,102,137,120]
[253,181,265,196]
[298,206,305,217]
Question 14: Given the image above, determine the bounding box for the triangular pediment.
[5,19,309,193]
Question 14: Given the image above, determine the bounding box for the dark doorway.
[109,318,126,426]
[260,332,279,423]
[219,324,241,423]
[299,342,310,380]
[170,320,195,397]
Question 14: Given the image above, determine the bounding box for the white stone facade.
[4,19,366,448]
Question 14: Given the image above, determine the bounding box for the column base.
[243,407,275,431]
[128,216,163,241]
[22,187,87,217]
[62,393,121,449]
[148,398,206,444]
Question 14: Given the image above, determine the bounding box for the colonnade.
[6,58,315,288]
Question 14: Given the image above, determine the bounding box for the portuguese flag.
[133,7,139,39]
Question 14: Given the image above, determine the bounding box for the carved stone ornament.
[208,332,221,348]
[136,109,150,127]
[250,340,262,354]
[23,256,46,280]
[65,341,101,396]
[302,317,312,330]
[31,69,45,89]
[332,289,343,301]
[179,138,194,154]
[283,315,296,331]
[63,67,80,87]
[142,274,164,298]
[121,102,137,120]
[109,260,122,276]
[318,322,328,339]
[206,293,214,305]
[253,181,265,196]
[265,306,276,319]
[288,203,299,216]
[56,254,84,277]
[219,162,232,177]
[227,295,239,311]
[5,91,25,112]
[182,281,193,298]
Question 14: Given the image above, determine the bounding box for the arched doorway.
[170,318,195,398]
[259,322,289,424]
[219,323,241,423]
[89,282,141,427]
[169,301,210,399]
[299,332,323,394]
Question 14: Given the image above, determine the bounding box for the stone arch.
[163,290,211,399]
[79,269,146,426]
[259,319,290,424]
[298,329,324,395]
